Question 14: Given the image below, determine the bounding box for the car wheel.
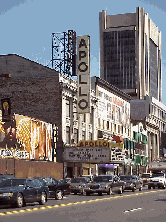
[39,192,46,205]
[153,186,155,189]
[118,186,123,194]
[163,184,166,189]
[107,188,112,195]
[98,192,102,196]
[132,187,136,192]
[74,192,77,195]
[86,192,90,196]
[148,186,151,189]
[55,190,63,200]
[139,186,142,191]
[81,189,86,195]
[16,193,24,208]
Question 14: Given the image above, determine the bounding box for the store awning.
[113,135,124,143]
[98,164,114,168]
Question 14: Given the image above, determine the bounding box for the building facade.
[99,7,162,101]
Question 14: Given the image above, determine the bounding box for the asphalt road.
[0,187,166,222]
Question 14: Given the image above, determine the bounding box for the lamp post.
[87,149,91,176]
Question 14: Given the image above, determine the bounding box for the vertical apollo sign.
[77,36,91,113]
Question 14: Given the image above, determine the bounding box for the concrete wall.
[0,159,63,180]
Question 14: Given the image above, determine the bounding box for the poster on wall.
[0,111,52,160]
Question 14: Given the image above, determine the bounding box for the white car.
[148,172,166,189]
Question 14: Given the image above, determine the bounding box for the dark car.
[84,175,125,196]
[60,178,71,184]
[140,173,151,187]
[37,177,71,200]
[120,175,142,192]
[0,178,49,208]
[0,174,14,181]
[70,177,91,195]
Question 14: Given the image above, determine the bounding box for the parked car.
[120,175,142,192]
[0,174,14,181]
[60,178,71,184]
[148,172,166,189]
[36,177,71,200]
[84,175,126,196]
[140,173,152,187]
[0,178,49,208]
[70,177,91,195]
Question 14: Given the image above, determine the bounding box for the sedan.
[0,178,49,208]
[36,177,71,200]
[70,177,91,195]
[120,175,142,192]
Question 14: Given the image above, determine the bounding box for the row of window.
[66,126,92,144]
[151,105,166,121]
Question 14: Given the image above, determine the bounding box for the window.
[73,103,77,120]
[114,124,116,133]
[98,118,101,128]
[66,126,70,144]
[33,179,42,187]
[89,132,92,140]
[84,114,86,122]
[74,128,78,144]
[118,125,120,134]
[103,120,105,129]
[107,121,109,130]
[27,180,35,187]
[66,100,70,118]
[82,131,85,140]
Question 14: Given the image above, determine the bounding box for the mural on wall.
[0,111,52,160]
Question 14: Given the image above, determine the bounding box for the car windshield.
[152,173,164,178]
[120,176,135,181]
[93,176,113,182]
[71,178,87,183]
[0,179,25,188]
[43,178,59,185]
[141,174,151,178]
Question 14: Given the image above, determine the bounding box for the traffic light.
[1,98,11,122]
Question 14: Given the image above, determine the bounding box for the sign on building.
[64,147,110,163]
[77,35,91,113]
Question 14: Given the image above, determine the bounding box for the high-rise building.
[99,7,162,101]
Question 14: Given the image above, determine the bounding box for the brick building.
[0,54,63,162]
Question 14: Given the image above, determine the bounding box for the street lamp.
[87,149,91,176]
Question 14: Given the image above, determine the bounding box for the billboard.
[0,111,52,160]
[77,35,91,113]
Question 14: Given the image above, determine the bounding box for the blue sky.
[1,0,166,104]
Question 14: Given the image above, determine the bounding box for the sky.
[1,0,166,104]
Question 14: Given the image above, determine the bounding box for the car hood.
[89,182,110,186]
[122,180,134,183]
[70,183,86,186]
[0,186,25,193]
[150,177,163,180]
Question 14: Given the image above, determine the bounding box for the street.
[0,187,166,221]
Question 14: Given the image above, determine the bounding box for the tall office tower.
[99,7,162,101]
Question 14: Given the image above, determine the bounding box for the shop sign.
[0,149,29,159]
[77,35,90,113]
[78,140,124,148]
[64,147,110,163]
[78,140,109,147]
